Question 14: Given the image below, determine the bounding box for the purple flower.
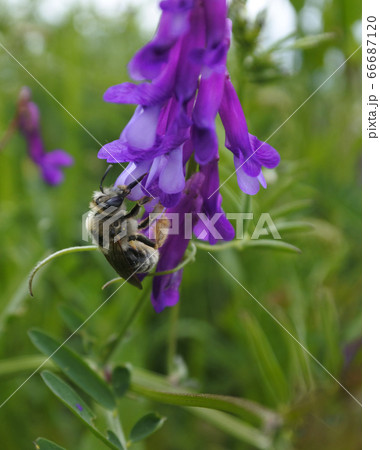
[219,76,280,195]
[17,87,73,186]
[128,0,195,81]
[193,157,235,245]
[98,0,280,311]
[152,172,204,312]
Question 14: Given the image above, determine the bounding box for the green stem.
[147,242,196,276]
[130,383,278,427]
[102,282,152,365]
[28,246,97,296]
[195,238,301,254]
[128,367,281,426]
[0,355,55,377]
[0,272,31,338]
[185,153,198,180]
[187,407,272,449]
[105,409,127,450]
[93,404,124,450]
[0,118,17,151]
[166,303,180,376]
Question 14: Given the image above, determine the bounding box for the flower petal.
[237,151,261,177]
[159,147,185,194]
[234,156,261,195]
[193,70,225,128]
[257,170,267,188]
[39,151,73,186]
[122,105,161,150]
[115,160,152,201]
[128,1,194,80]
[98,140,130,163]
[193,213,234,244]
[203,0,227,48]
[192,126,218,165]
[146,155,166,188]
[152,270,183,313]
[219,75,251,160]
[44,149,73,166]
[175,3,205,103]
[158,190,182,208]
[40,163,64,185]
[151,172,204,312]
[198,159,234,244]
[104,80,169,106]
[249,134,280,169]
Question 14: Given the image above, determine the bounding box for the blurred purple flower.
[98,0,280,311]
[17,87,73,185]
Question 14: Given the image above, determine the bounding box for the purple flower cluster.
[17,87,73,185]
[99,0,280,312]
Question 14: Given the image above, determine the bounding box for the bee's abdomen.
[125,245,158,273]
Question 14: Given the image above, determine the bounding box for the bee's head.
[92,187,125,209]
[90,166,146,212]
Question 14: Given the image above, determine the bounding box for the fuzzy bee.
[86,167,168,289]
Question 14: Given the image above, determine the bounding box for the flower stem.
[28,245,97,296]
[185,153,198,180]
[102,282,152,365]
[167,302,180,376]
[195,238,301,254]
[104,409,127,449]
[0,118,17,152]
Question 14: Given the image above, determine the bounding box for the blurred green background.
[0,0,361,449]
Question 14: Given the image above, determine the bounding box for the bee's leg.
[125,196,152,219]
[137,216,150,230]
[138,196,152,206]
[136,207,169,248]
[154,215,170,248]
[138,200,165,231]
[128,234,156,248]
[125,203,141,219]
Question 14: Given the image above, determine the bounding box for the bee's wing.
[102,240,143,290]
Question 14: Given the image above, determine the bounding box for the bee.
[86,166,168,289]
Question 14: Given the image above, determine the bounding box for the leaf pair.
[29,329,165,449]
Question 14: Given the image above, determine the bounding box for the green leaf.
[106,430,124,450]
[316,288,342,373]
[112,366,131,398]
[241,312,289,404]
[41,371,119,450]
[41,371,96,425]
[29,329,116,410]
[275,221,314,234]
[271,199,312,218]
[1,354,277,449]
[286,33,335,50]
[288,0,306,12]
[34,437,66,450]
[129,413,166,443]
